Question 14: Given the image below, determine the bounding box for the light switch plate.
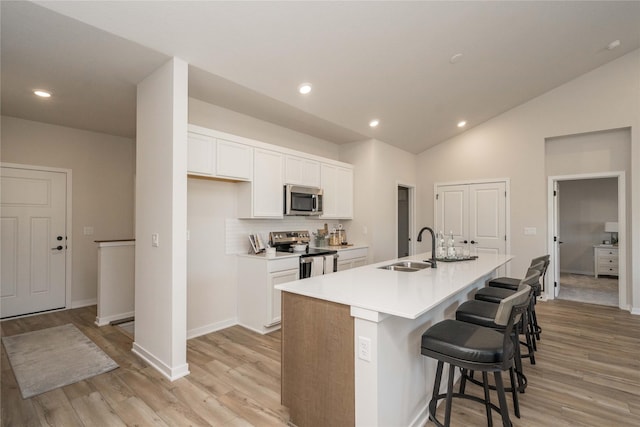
[152,233,159,247]
[358,336,371,362]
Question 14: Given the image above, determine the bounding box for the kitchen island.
[276,252,512,427]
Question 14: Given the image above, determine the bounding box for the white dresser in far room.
[593,244,618,278]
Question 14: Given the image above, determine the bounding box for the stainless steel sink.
[378,261,432,272]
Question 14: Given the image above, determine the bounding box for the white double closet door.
[435,181,507,264]
[1,166,67,318]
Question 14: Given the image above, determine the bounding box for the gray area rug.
[2,323,118,398]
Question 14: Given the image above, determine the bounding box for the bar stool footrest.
[428,392,512,427]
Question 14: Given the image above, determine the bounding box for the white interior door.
[469,182,506,256]
[1,166,67,318]
[435,184,469,243]
[436,182,507,265]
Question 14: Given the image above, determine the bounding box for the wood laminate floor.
[2,300,639,426]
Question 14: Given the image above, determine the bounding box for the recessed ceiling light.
[34,90,52,98]
[298,83,312,94]
[450,53,463,64]
[457,120,467,128]
[369,119,379,128]
[607,40,621,50]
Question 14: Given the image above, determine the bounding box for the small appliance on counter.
[269,230,338,278]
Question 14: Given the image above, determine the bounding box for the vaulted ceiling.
[3,1,639,153]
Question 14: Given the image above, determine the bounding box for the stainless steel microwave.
[284,185,323,216]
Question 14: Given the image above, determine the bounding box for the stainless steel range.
[269,230,338,278]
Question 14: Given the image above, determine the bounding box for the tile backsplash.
[225,218,349,254]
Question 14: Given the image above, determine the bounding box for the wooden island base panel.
[281,292,354,427]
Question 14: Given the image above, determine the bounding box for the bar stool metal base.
[428,361,514,427]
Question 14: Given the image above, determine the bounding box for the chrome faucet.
[417,226,437,268]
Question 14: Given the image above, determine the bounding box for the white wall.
[134,58,188,380]
[416,49,639,310]
[1,116,135,307]
[340,139,418,263]
[189,98,341,160]
[187,178,239,335]
[558,178,618,274]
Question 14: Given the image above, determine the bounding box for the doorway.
[1,164,72,318]
[555,178,619,306]
[547,172,625,308]
[396,184,415,258]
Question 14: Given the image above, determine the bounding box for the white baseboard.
[71,298,97,309]
[237,321,281,335]
[95,311,135,327]
[131,341,190,381]
[408,403,429,427]
[631,307,640,316]
[187,317,238,339]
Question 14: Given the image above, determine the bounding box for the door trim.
[547,171,626,310]
[396,182,416,258]
[434,178,511,275]
[1,162,73,313]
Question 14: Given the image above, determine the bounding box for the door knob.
[57,236,63,241]
[462,240,469,244]
[51,245,63,251]
[470,240,478,244]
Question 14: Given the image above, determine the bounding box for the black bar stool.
[455,271,540,396]
[488,255,549,342]
[420,285,531,427]
[475,265,543,352]
[489,255,549,291]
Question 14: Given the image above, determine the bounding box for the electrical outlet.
[358,336,371,362]
[152,233,159,247]
[524,227,537,236]
[83,226,94,236]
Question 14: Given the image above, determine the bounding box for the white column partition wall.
[133,58,189,380]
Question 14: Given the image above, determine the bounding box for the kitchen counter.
[276,251,512,319]
[278,252,513,427]
[236,250,300,260]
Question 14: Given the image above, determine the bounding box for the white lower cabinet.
[237,255,299,334]
[335,247,368,271]
[267,268,298,326]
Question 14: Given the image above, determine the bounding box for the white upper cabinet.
[187,125,353,220]
[187,132,252,181]
[216,138,253,181]
[238,148,283,218]
[187,133,216,176]
[284,155,321,187]
[320,163,354,219]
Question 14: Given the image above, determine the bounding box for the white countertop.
[275,252,513,319]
